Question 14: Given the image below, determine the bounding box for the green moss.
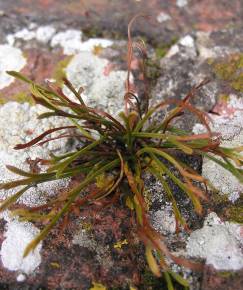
[147,38,178,82]
[207,58,214,65]
[217,271,239,278]
[231,72,243,92]
[211,192,243,224]
[155,37,178,59]
[155,47,167,59]
[212,53,243,92]
[53,56,73,85]
[225,194,242,224]
[218,94,230,102]
[83,26,104,39]
[227,204,243,224]
[146,59,161,81]
[212,192,228,204]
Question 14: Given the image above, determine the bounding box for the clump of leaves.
[0,15,242,288]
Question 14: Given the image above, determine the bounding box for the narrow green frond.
[7,71,33,84]
[203,153,243,183]
[149,153,202,214]
[168,270,189,287]
[69,117,95,140]
[49,138,104,177]
[5,165,40,178]
[134,106,157,132]
[0,185,31,212]
[164,271,174,290]
[167,137,193,155]
[149,166,186,228]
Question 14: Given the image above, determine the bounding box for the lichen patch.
[0,219,42,274]
[0,45,26,89]
[187,212,243,270]
[64,51,127,115]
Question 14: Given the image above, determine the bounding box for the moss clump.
[218,94,230,102]
[212,53,243,92]
[226,204,243,224]
[211,192,243,224]
[143,188,152,210]
[231,72,243,92]
[146,59,161,86]
[155,47,168,59]
[82,26,104,38]
[155,37,178,59]
[217,271,239,278]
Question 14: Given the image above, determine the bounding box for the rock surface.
[187,212,243,270]
[0,1,242,289]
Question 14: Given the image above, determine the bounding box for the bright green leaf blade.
[68,117,94,140]
[169,270,189,287]
[49,138,104,177]
[164,271,174,290]
[149,153,202,214]
[7,71,33,84]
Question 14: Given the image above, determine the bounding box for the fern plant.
[0,16,242,289]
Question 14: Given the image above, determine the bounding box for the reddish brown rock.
[0,48,66,102]
[0,0,242,45]
[202,266,243,290]
[0,203,145,289]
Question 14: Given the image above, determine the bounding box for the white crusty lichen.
[35,25,57,43]
[156,12,171,23]
[0,102,72,206]
[176,0,188,8]
[179,35,195,48]
[72,220,112,266]
[165,34,196,59]
[0,102,74,279]
[0,219,42,275]
[187,212,243,270]
[6,25,113,55]
[64,51,127,115]
[50,29,83,54]
[0,102,72,155]
[151,205,176,235]
[51,30,113,55]
[6,25,56,45]
[0,45,26,89]
[193,100,243,199]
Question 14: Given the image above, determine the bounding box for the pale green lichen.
[0,92,33,105]
[52,56,73,85]
[0,97,6,105]
[14,92,34,104]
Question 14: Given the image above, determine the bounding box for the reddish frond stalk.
[14,126,76,149]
